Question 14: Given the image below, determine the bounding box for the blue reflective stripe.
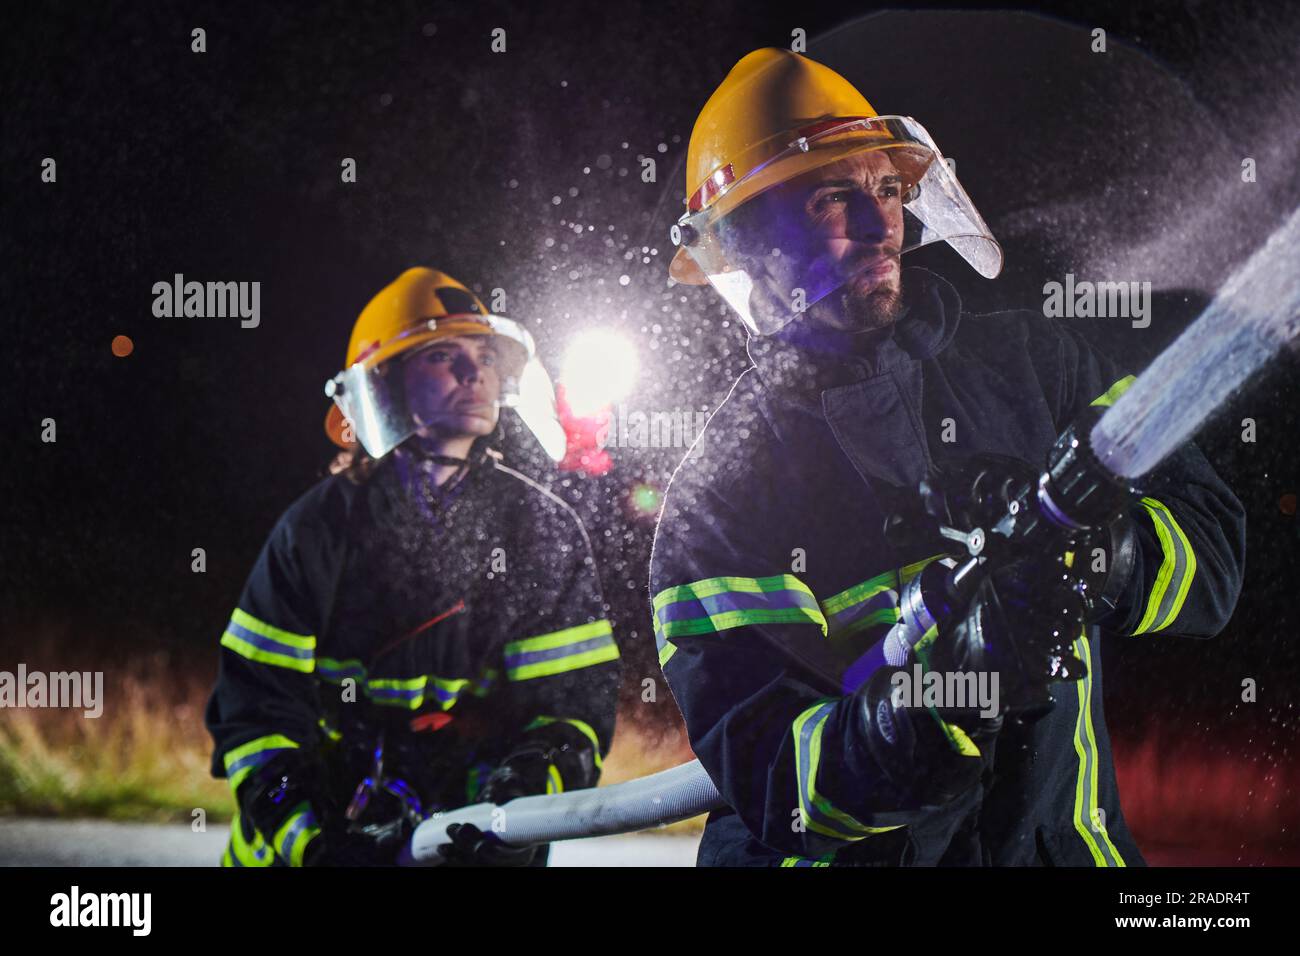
[657,587,821,624]
[221,734,300,792]
[504,634,616,669]
[793,701,903,843]
[652,575,828,644]
[274,805,320,867]
[317,658,366,684]
[225,620,314,660]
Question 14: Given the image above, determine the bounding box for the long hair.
[327,444,381,484]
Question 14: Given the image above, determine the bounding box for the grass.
[0,639,701,830]
[6,634,1291,857]
[0,651,234,822]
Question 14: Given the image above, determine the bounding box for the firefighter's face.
[401,335,502,438]
[741,149,907,332]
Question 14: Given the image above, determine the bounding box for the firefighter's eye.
[813,190,851,212]
[479,350,498,367]
[423,349,451,363]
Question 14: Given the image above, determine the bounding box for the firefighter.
[205,267,621,867]
[651,49,1245,866]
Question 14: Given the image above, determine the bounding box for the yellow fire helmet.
[669,48,1002,336]
[323,267,565,461]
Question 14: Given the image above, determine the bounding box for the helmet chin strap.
[402,441,472,468]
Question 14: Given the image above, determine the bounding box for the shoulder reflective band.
[653,574,827,649]
[1132,497,1197,634]
[365,674,471,710]
[525,716,603,770]
[222,734,300,792]
[272,803,322,868]
[1070,631,1126,866]
[821,555,944,641]
[792,700,904,842]
[221,608,316,674]
[504,620,619,682]
[1089,374,1136,408]
[221,811,273,868]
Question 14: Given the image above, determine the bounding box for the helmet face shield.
[672,116,1002,336]
[325,315,537,460]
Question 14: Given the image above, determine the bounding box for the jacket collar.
[746,266,964,409]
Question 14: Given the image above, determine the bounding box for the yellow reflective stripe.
[1089,375,1137,408]
[653,574,816,612]
[222,733,300,792]
[658,641,678,668]
[505,621,619,681]
[546,765,564,795]
[830,607,901,642]
[1133,497,1197,634]
[821,556,943,641]
[220,631,316,673]
[525,716,604,770]
[272,803,321,867]
[221,608,316,674]
[1070,633,1126,867]
[939,721,981,758]
[509,643,620,682]
[318,717,342,743]
[365,674,471,710]
[227,812,272,867]
[792,700,904,842]
[909,626,984,758]
[653,575,828,640]
[505,620,614,655]
[229,608,315,650]
[821,567,897,617]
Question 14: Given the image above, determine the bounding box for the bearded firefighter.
[205,267,621,867]
[650,49,1245,866]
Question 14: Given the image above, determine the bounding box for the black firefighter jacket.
[650,266,1245,867]
[205,447,621,866]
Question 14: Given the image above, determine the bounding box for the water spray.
[403,208,1299,862]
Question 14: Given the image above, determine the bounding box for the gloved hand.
[237,749,334,867]
[854,664,999,810]
[435,734,579,868]
[1080,513,1139,625]
[303,817,411,867]
[437,822,539,867]
[932,556,1087,719]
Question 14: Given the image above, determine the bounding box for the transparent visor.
[671,116,1002,336]
[325,315,564,461]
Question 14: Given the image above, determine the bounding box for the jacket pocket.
[1036,824,1110,867]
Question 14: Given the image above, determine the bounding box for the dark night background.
[2,0,1298,861]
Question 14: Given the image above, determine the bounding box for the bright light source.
[561,330,638,416]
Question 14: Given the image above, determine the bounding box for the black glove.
[437,822,539,867]
[303,816,411,867]
[237,749,335,866]
[854,665,1000,810]
[1080,513,1139,624]
[931,556,1087,720]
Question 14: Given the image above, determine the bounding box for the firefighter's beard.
[802,268,905,333]
[841,285,904,332]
